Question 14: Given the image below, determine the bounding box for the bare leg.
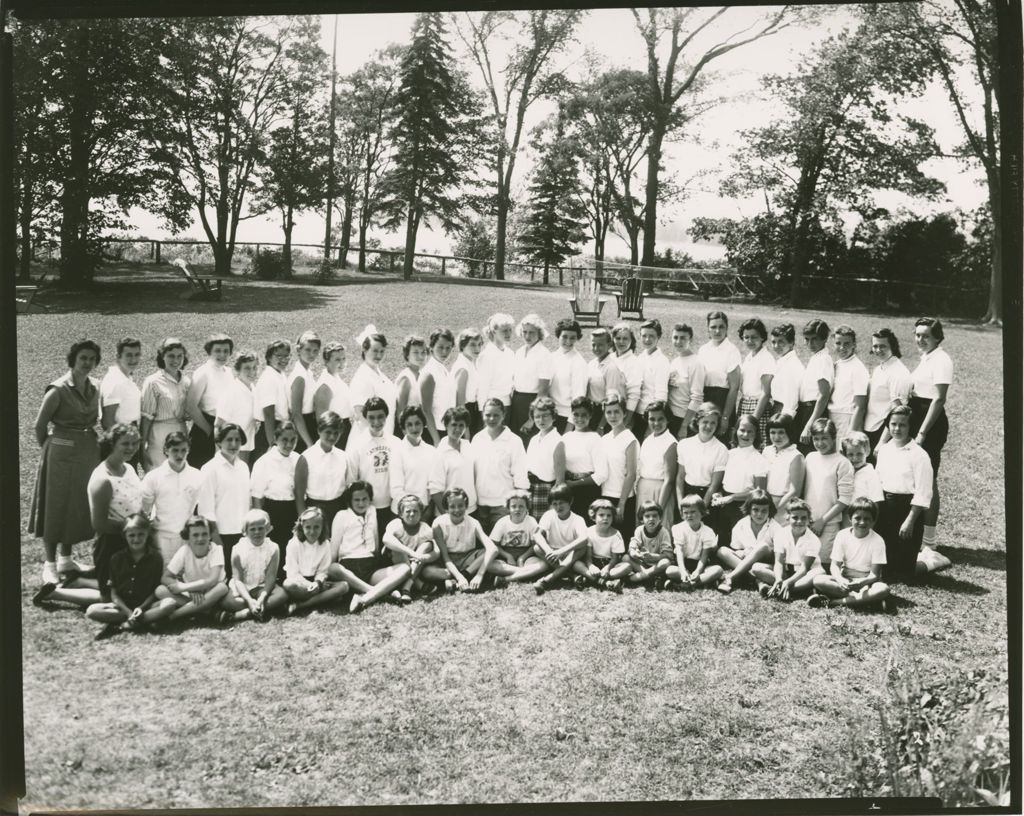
[508,556,550,582]
[84,603,128,624]
[351,565,412,611]
[327,563,373,594]
[44,586,103,607]
[693,564,724,587]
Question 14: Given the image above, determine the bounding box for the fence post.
[483,261,489,279]
[154,241,161,264]
[389,253,396,274]
[441,257,446,276]
[255,244,260,258]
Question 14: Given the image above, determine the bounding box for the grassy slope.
[17,275,1006,808]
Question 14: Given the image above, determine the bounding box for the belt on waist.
[528,473,555,485]
[52,426,96,434]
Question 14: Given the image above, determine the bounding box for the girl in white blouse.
[250,421,300,574]
[476,313,515,410]
[667,323,705,440]
[198,423,252,580]
[698,311,742,441]
[762,413,805,522]
[717,489,782,594]
[636,319,671,440]
[312,342,353,452]
[561,397,607,517]
[140,338,191,472]
[452,328,483,436]
[737,317,775,448]
[675,402,728,509]
[768,323,803,419]
[710,414,768,548]
[524,397,565,519]
[215,350,259,467]
[394,334,426,436]
[635,402,678,526]
[349,326,397,442]
[599,394,638,538]
[510,314,553,442]
[419,328,456,446]
[287,330,321,452]
[294,411,349,533]
[390,406,439,522]
[253,339,291,461]
[611,322,642,431]
[864,328,911,454]
[796,319,834,453]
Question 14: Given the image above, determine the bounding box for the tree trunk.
[543,258,549,285]
[494,174,508,281]
[983,173,1002,324]
[18,185,33,281]
[358,221,369,272]
[628,228,640,266]
[282,204,294,278]
[59,26,92,288]
[402,202,417,280]
[339,196,354,269]
[640,123,665,266]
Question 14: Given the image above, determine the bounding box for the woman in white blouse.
[795,319,834,454]
[394,335,426,436]
[864,328,911,453]
[698,311,742,441]
[451,328,483,436]
[252,339,291,461]
[636,319,671,441]
[287,330,321,453]
[510,314,552,443]
[909,317,953,552]
[561,397,607,515]
[140,338,191,472]
[768,323,803,420]
[476,313,515,412]
[599,394,638,537]
[215,350,260,467]
[350,325,397,441]
[312,341,353,451]
[611,322,642,431]
[419,328,456,446]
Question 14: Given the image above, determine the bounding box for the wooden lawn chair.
[15,269,51,314]
[171,258,223,301]
[569,275,607,327]
[614,277,645,319]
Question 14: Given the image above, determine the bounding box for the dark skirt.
[186,411,217,468]
[632,413,649,442]
[554,415,569,435]
[509,390,537,444]
[264,498,298,580]
[793,400,817,455]
[219,533,242,581]
[466,402,483,438]
[374,507,395,546]
[709,492,743,549]
[295,412,318,454]
[93,531,125,601]
[865,425,885,461]
[704,385,729,414]
[667,408,692,439]
[875,491,923,583]
[336,417,352,452]
[29,428,100,546]
[909,396,948,474]
[251,422,272,461]
[566,471,601,519]
[681,481,708,499]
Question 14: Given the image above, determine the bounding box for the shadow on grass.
[23,279,336,314]
[921,572,991,596]
[936,545,1006,571]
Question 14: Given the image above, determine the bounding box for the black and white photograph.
[4,0,1017,811]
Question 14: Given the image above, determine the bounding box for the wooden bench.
[171,258,224,300]
[569,275,608,327]
[15,270,51,313]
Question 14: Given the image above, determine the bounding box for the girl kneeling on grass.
[763,499,823,601]
[423,487,499,593]
[484,491,548,587]
[86,513,176,640]
[717,489,782,594]
[809,497,891,611]
[664,494,722,590]
[154,516,230,623]
[567,498,629,594]
[218,509,288,623]
[283,507,349,615]
[623,501,675,588]
[330,481,414,613]
[382,495,439,600]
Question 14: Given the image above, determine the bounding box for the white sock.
[43,560,57,572]
[56,555,75,569]
[922,525,936,546]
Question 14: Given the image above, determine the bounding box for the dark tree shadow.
[935,545,1006,571]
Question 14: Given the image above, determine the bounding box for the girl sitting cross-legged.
[809,497,891,611]
[531,484,590,587]
[483,490,549,587]
[283,507,350,615]
[154,515,230,623]
[381,495,439,601]
[422,487,499,593]
[566,498,630,594]
[763,499,823,601]
[622,501,675,588]
[217,508,288,624]
[716,489,782,594]
[663,494,723,590]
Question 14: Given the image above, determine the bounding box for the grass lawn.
[16,270,1008,809]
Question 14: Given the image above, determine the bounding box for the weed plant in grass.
[15,278,1007,808]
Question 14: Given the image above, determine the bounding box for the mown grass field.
[16,268,1007,809]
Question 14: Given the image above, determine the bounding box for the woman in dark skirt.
[697,311,742,442]
[509,313,552,445]
[452,328,484,437]
[874,406,933,583]
[795,319,834,455]
[908,317,952,552]
[30,339,103,587]
[288,330,322,453]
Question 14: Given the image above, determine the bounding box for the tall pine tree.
[519,113,587,284]
[381,13,484,280]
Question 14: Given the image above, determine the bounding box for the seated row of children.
[81,470,893,638]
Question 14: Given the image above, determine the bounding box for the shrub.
[837,658,1010,807]
[249,250,285,281]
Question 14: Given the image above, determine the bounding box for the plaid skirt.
[738,395,768,449]
[529,473,554,518]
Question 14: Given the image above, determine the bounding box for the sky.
[126,4,988,261]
